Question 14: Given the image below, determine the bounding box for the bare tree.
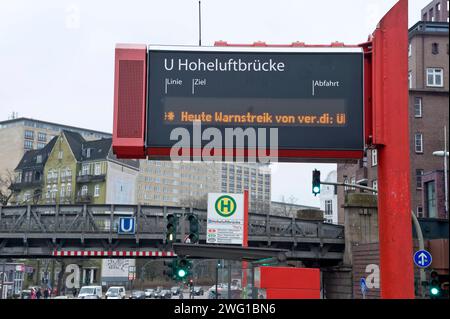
[0,170,15,206]
[179,194,208,210]
[274,195,299,217]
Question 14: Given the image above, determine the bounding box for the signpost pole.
[227,260,232,299]
[242,190,249,297]
[215,261,218,300]
[372,0,415,298]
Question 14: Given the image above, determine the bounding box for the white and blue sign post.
[413,250,432,268]
[118,217,136,234]
[360,278,368,299]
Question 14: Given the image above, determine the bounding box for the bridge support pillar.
[343,193,378,265]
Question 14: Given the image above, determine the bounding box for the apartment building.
[137,161,271,213]
[12,130,139,205]
[0,117,111,178]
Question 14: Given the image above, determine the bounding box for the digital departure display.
[146,46,363,151]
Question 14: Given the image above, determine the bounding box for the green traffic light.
[177,269,187,278]
[313,186,320,194]
[430,287,440,296]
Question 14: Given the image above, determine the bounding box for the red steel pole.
[372,0,415,298]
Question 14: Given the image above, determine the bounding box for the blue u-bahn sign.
[118,217,136,234]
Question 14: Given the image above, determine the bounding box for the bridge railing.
[0,204,344,240]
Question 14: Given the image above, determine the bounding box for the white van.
[105,286,126,299]
[78,285,103,299]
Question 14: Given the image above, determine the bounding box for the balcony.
[75,194,93,203]
[11,180,42,191]
[76,174,106,183]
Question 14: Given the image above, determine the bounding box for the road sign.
[413,250,432,268]
[207,193,244,245]
[360,278,368,297]
[118,217,136,234]
[112,45,365,161]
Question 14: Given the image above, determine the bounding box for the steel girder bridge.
[0,205,344,265]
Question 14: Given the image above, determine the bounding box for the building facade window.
[417,206,423,218]
[24,130,34,139]
[425,181,437,218]
[372,180,378,194]
[81,185,88,196]
[94,163,101,175]
[94,184,100,197]
[414,97,423,118]
[37,143,45,149]
[416,169,424,189]
[60,184,65,198]
[15,171,22,183]
[24,171,33,183]
[67,183,72,196]
[58,151,63,159]
[371,149,378,166]
[415,133,424,153]
[325,200,333,216]
[82,164,89,175]
[408,43,412,57]
[24,140,33,150]
[426,68,444,87]
[51,185,57,199]
[38,132,46,142]
[432,42,439,55]
[408,71,412,89]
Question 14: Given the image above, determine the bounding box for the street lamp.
[432,125,449,216]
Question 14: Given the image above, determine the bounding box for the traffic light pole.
[320,181,378,193]
[411,211,427,298]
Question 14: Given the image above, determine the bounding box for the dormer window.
[16,172,22,183]
[86,148,91,158]
[36,155,42,164]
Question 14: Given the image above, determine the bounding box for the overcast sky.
[0,0,430,206]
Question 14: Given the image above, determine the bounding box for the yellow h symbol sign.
[220,198,232,212]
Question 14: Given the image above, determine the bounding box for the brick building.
[421,0,449,23]
[337,20,449,224]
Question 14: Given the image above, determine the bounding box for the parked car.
[144,288,156,298]
[192,286,204,296]
[170,286,181,296]
[153,286,163,298]
[157,289,172,299]
[105,286,126,299]
[21,289,32,299]
[78,285,103,299]
[129,290,146,299]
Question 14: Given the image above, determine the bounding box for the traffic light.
[163,259,176,280]
[312,169,321,196]
[175,257,191,281]
[429,270,441,298]
[166,213,177,243]
[186,213,199,244]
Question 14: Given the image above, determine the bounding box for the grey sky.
[0,0,430,206]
